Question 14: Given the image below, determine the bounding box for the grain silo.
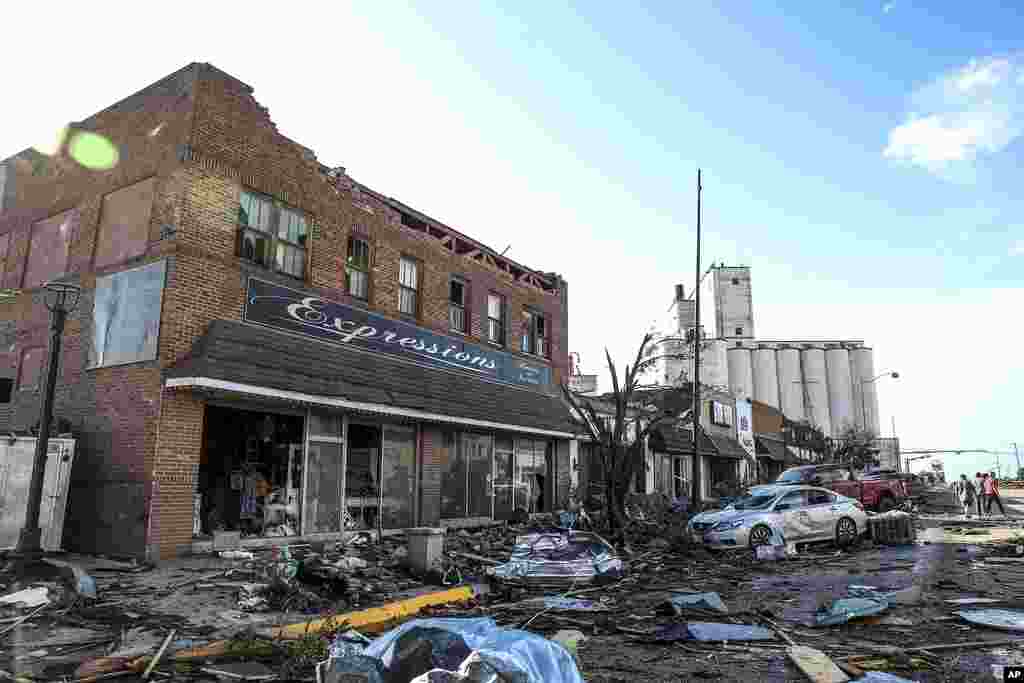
[753,344,780,409]
[825,344,854,435]
[727,345,754,400]
[849,346,879,435]
[702,339,729,389]
[800,345,832,437]
[776,345,805,422]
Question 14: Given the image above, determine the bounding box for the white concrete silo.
[849,346,879,435]
[776,345,805,422]
[825,344,855,435]
[753,344,780,409]
[727,345,754,400]
[800,345,832,437]
[727,345,753,399]
[702,339,729,390]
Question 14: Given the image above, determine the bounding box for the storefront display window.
[515,439,550,514]
[305,412,343,534]
[439,431,465,519]
[196,406,304,539]
[346,422,381,530]
[493,437,515,520]
[381,424,416,529]
[464,434,493,518]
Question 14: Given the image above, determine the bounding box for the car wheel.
[835,517,858,547]
[748,524,772,548]
[877,495,896,513]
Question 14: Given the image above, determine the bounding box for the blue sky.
[4,2,1022,480]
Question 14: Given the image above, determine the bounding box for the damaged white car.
[688,485,867,550]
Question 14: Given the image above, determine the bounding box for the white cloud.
[1011,239,1024,255]
[883,56,1024,176]
[883,3,895,13]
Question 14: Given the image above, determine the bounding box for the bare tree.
[831,425,880,470]
[561,332,692,537]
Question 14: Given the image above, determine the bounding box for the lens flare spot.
[68,131,119,170]
[32,126,70,156]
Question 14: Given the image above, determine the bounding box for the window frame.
[449,276,467,333]
[735,327,743,335]
[398,256,419,317]
[486,292,505,347]
[237,189,308,280]
[346,235,371,300]
[521,309,549,358]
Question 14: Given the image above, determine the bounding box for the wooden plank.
[787,645,850,683]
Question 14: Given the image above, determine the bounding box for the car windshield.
[777,470,811,483]
[731,494,778,510]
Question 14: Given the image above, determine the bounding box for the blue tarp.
[956,609,1024,632]
[815,597,889,626]
[663,592,728,615]
[323,618,583,683]
[685,622,776,641]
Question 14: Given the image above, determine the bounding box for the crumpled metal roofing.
[487,531,626,590]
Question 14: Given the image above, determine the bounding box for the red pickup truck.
[773,464,908,512]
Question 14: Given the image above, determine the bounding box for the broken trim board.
[788,645,850,683]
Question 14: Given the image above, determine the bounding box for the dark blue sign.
[244,278,552,390]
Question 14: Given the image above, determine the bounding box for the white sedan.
[689,485,868,550]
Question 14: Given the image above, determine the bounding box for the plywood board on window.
[95,177,156,269]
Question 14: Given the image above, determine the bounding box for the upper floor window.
[346,236,370,300]
[521,310,548,357]
[25,210,75,289]
[398,256,418,316]
[487,293,505,346]
[449,278,466,333]
[18,347,45,392]
[95,177,155,269]
[238,190,307,279]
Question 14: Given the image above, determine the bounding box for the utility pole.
[691,169,703,511]
[1013,442,1021,480]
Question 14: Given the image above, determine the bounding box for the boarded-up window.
[88,259,167,368]
[0,232,9,284]
[25,210,75,289]
[19,347,45,391]
[95,177,155,269]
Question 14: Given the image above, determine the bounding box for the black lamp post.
[16,281,80,556]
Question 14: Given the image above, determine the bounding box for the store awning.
[755,435,800,464]
[708,434,749,461]
[165,320,579,439]
[648,424,716,457]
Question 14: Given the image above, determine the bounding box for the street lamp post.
[861,371,899,434]
[16,281,80,556]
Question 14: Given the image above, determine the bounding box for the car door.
[804,488,839,540]
[774,490,812,542]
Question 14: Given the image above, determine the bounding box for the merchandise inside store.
[195,406,304,539]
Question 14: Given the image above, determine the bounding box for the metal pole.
[1013,442,1020,480]
[860,380,867,433]
[16,306,67,555]
[691,169,703,510]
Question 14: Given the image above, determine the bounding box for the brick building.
[0,63,578,560]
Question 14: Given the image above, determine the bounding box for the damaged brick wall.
[0,64,198,557]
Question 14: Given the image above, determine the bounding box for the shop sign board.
[735,400,756,460]
[245,278,552,390]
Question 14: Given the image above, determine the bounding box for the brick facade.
[0,63,571,559]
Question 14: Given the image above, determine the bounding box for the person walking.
[974,472,986,517]
[984,473,1007,517]
[956,474,976,518]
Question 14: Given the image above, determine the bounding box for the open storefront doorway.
[196,406,304,539]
